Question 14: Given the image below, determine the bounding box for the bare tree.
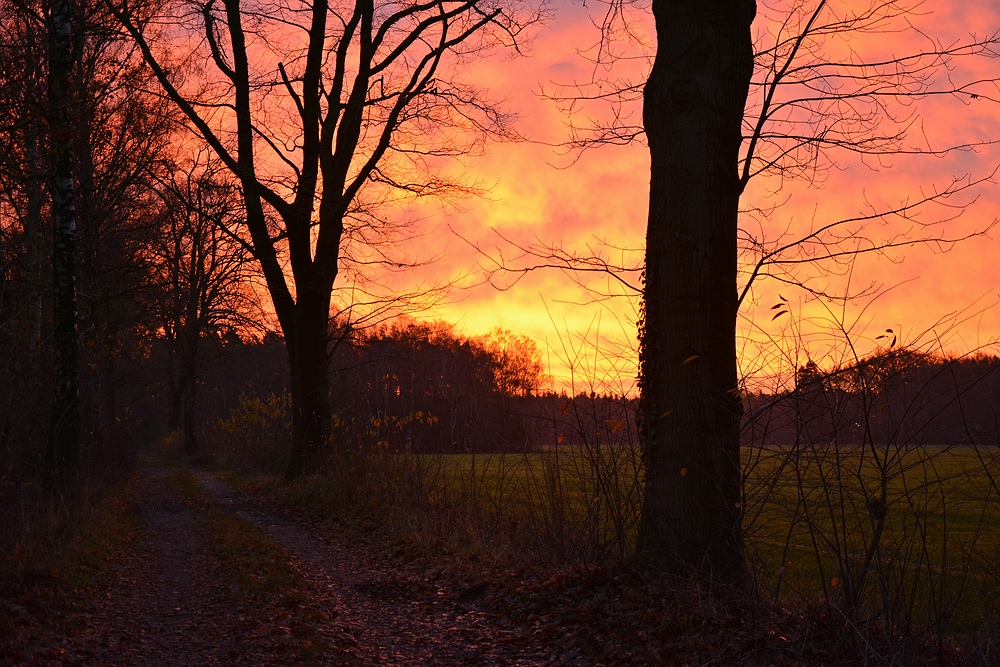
[2,0,194,492]
[629,0,755,582]
[0,1,47,350]
[110,0,544,478]
[45,0,82,490]
[146,151,263,456]
[644,0,997,581]
[477,0,999,580]
[70,0,174,444]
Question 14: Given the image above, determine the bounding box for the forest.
[4,0,1000,663]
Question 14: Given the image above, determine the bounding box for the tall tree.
[634,0,755,581]
[2,0,172,487]
[479,0,999,580]
[46,0,82,489]
[639,0,998,581]
[147,153,262,455]
[111,0,543,478]
[0,1,47,350]
[74,10,168,443]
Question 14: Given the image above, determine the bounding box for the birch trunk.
[46,0,81,490]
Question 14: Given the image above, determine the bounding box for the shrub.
[210,393,292,474]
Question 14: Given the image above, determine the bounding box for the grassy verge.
[169,469,357,664]
[405,446,1000,627]
[0,475,141,660]
[219,466,524,586]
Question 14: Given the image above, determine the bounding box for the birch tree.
[46,0,81,489]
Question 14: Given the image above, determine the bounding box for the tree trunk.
[177,264,201,452]
[74,58,110,442]
[167,333,182,433]
[283,286,332,480]
[45,0,81,491]
[182,373,198,456]
[182,335,199,456]
[24,118,45,349]
[634,0,755,584]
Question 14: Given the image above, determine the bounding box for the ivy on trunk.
[635,0,756,583]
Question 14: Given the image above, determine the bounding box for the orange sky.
[357,0,1000,392]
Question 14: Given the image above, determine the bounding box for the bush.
[208,393,292,474]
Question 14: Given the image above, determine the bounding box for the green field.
[412,443,1000,631]
[742,443,1000,630]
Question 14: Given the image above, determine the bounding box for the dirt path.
[9,465,554,666]
[191,471,552,666]
[43,467,314,666]
[10,462,879,666]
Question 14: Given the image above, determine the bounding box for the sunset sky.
[371,0,1000,392]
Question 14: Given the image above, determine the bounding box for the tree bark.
[283,285,333,480]
[45,0,81,490]
[634,0,755,583]
[182,368,198,456]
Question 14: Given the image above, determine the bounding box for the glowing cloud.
[386,0,1000,390]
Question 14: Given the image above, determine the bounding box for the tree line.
[747,350,1000,450]
[0,0,264,533]
[139,321,551,458]
[142,321,1000,464]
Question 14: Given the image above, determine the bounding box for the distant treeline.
[130,319,636,456]
[744,351,1000,449]
[140,323,1000,457]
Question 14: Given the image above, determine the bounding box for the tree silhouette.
[480,327,546,397]
[111,0,544,478]
[630,0,755,582]
[146,152,263,455]
[476,0,999,580]
[45,0,81,490]
[637,0,998,580]
[2,0,178,489]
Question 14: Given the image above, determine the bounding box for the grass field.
[743,443,1000,631]
[410,443,1000,632]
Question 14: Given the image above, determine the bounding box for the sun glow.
[382,0,1000,393]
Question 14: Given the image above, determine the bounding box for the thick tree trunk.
[283,286,332,480]
[45,0,81,491]
[634,0,755,583]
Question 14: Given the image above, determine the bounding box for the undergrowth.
[0,473,141,660]
[1,473,140,589]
